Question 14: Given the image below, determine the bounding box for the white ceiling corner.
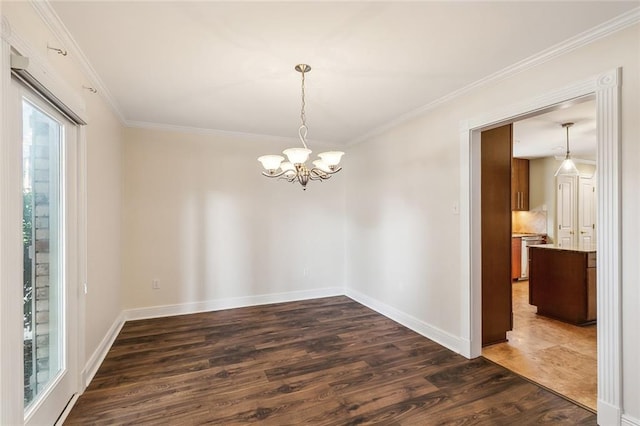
[30,0,127,123]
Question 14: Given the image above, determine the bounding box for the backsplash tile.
[513,210,547,234]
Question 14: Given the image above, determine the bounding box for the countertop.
[512,233,547,238]
[529,243,596,253]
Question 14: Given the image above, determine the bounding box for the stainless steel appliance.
[521,235,545,279]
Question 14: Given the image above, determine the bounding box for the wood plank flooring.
[65,296,596,425]
[483,280,597,410]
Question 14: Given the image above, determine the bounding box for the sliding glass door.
[15,79,79,426]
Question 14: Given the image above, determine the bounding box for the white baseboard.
[81,311,125,388]
[457,338,473,359]
[123,287,344,321]
[54,393,79,426]
[599,399,623,426]
[345,288,464,355]
[70,286,639,425]
[623,414,640,426]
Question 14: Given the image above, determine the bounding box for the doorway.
[460,68,622,424]
[482,100,598,410]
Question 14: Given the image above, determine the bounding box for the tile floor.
[482,280,597,411]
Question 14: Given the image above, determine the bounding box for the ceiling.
[49,1,637,146]
[513,98,596,160]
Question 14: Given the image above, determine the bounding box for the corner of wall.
[345,288,466,356]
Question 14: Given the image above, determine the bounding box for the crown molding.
[23,1,640,143]
[29,0,126,124]
[125,120,340,149]
[1,13,87,122]
[348,7,640,147]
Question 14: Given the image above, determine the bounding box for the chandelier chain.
[300,68,306,129]
[298,68,309,149]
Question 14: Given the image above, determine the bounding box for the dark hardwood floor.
[65,296,596,425]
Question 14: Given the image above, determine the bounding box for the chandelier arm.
[277,174,296,182]
[310,167,342,177]
[309,174,327,181]
[309,169,331,180]
[261,170,288,178]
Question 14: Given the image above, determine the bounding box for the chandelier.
[258,64,344,190]
[554,122,580,177]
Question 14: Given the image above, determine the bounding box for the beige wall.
[84,94,123,357]
[346,24,639,419]
[122,127,346,309]
[2,1,124,381]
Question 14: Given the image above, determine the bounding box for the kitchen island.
[528,243,596,325]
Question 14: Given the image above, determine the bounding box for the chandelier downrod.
[563,122,573,158]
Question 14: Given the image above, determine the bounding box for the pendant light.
[555,122,579,177]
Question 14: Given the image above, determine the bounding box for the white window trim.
[1,16,88,425]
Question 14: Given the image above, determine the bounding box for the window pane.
[23,99,63,408]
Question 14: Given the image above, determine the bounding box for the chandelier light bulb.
[283,147,312,165]
[318,151,344,167]
[258,155,284,172]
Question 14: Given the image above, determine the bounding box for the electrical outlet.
[152,279,160,290]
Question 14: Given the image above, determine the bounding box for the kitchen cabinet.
[529,245,596,325]
[511,158,529,211]
[511,237,521,280]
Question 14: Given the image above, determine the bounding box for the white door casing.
[460,68,621,425]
